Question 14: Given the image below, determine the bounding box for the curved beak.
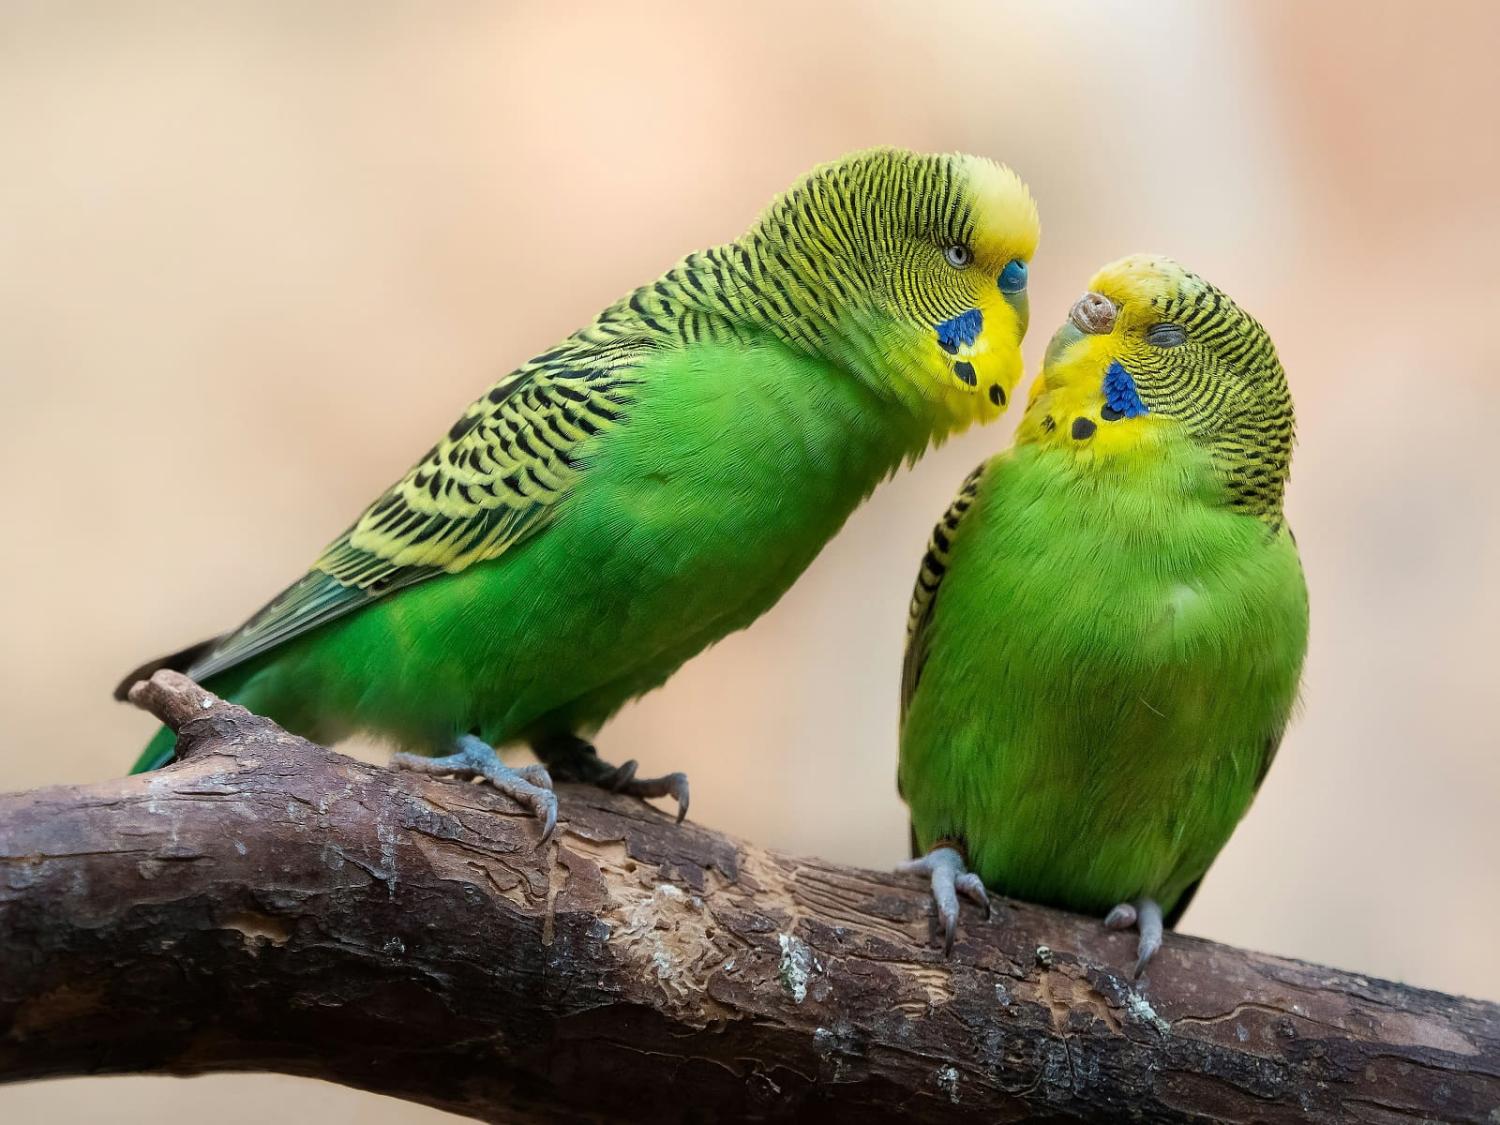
[1069,292,1117,335]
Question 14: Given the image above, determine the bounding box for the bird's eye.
[943,244,974,269]
[1146,322,1187,347]
[998,258,1028,295]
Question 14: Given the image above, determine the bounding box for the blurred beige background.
[2,1,1497,1120]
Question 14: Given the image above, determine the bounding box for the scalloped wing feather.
[899,459,987,724]
[185,340,649,683]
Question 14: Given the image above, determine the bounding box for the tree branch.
[1,672,1495,1123]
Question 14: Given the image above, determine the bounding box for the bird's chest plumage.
[569,342,925,613]
[902,446,1307,914]
[449,341,929,735]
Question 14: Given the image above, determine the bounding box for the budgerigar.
[897,256,1307,972]
[121,148,1040,837]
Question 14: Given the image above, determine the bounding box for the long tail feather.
[118,635,226,773]
[114,636,222,701]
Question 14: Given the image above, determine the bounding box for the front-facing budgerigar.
[120,148,1040,836]
[898,256,1307,972]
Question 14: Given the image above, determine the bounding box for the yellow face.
[756,149,1038,434]
[1019,255,1199,460]
[1019,254,1294,519]
[869,154,1039,432]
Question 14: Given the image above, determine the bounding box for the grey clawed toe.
[600,759,691,823]
[1105,896,1163,977]
[899,845,991,954]
[532,733,691,824]
[393,734,558,843]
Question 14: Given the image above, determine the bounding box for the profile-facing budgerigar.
[899,255,1307,972]
[120,148,1040,836]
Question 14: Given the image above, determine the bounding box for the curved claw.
[665,774,691,824]
[393,739,558,845]
[955,871,992,920]
[899,846,989,955]
[1102,897,1163,978]
[1131,899,1163,978]
[526,787,559,845]
[606,761,691,824]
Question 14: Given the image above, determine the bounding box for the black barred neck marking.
[1137,277,1294,523]
[589,152,981,375]
[901,460,985,718]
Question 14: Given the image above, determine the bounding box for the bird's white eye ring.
[944,244,974,269]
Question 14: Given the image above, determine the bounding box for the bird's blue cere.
[998,259,1028,295]
[1102,361,1149,418]
[935,308,983,355]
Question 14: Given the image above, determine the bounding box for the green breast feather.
[898,255,1308,967]
[900,442,1307,917]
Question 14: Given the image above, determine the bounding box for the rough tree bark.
[0,672,1495,1123]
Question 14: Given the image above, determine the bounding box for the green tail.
[130,725,179,774]
[118,635,224,774]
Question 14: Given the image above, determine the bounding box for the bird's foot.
[533,733,689,824]
[1104,897,1163,978]
[596,758,691,822]
[393,734,557,842]
[899,844,991,955]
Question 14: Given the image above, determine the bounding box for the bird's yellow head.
[1019,255,1294,519]
[743,148,1039,435]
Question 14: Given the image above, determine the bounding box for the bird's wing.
[183,337,651,684]
[899,459,987,854]
[899,460,988,724]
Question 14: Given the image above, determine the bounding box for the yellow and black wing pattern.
[184,338,649,683]
[899,460,986,723]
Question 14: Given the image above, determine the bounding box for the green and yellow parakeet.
[898,255,1307,971]
[120,148,1040,836]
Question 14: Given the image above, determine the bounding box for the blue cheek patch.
[935,308,983,355]
[1102,361,1149,418]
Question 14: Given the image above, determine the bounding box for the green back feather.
[171,149,1030,690]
